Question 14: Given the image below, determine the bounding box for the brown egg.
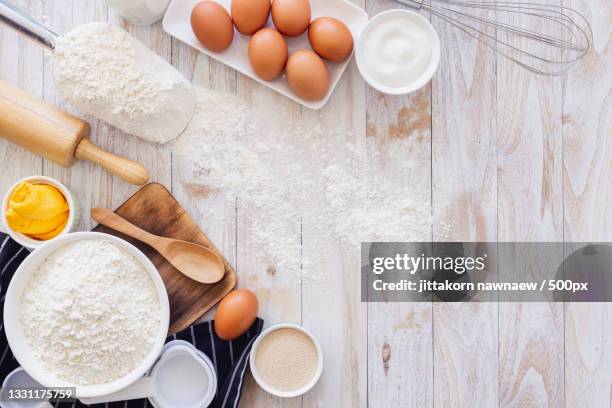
[271,0,311,37]
[231,0,271,35]
[214,289,259,340]
[191,1,234,52]
[286,50,329,101]
[248,28,288,80]
[308,17,354,62]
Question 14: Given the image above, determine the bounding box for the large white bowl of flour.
[4,232,170,398]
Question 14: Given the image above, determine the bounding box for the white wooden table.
[1,0,611,406]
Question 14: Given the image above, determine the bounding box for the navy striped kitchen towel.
[0,233,263,408]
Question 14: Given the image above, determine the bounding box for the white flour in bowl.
[53,22,195,144]
[20,239,161,385]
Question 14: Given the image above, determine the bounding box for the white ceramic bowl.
[249,324,323,398]
[1,368,52,408]
[356,9,441,95]
[3,232,170,398]
[1,176,81,249]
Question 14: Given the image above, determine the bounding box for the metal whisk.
[393,0,593,75]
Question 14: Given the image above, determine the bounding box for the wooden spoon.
[91,207,225,284]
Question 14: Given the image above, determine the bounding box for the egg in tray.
[190,0,354,102]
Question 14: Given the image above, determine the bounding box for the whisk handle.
[0,0,58,49]
[392,0,425,10]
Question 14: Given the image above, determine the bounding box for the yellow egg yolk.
[6,182,69,240]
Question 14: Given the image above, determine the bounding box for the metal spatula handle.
[0,0,58,49]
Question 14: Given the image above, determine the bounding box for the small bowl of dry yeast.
[249,323,323,398]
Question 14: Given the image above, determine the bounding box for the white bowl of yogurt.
[3,232,170,398]
[356,9,441,95]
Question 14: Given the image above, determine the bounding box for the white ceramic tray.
[163,0,368,110]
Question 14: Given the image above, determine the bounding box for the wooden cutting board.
[93,183,236,335]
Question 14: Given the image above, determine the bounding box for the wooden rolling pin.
[0,79,149,185]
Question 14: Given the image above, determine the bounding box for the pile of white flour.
[20,240,160,385]
[53,22,195,144]
[174,89,435,279]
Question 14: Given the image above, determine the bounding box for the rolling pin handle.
[75,138,150,185]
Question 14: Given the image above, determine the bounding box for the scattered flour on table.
[53,22,195,144]
[175,89,443,280]
[20,240,161,385]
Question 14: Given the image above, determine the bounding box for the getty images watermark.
[361,242,612,302]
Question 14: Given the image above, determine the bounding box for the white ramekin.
[3,232,170,398]
[1,368,53,408]
[1,176,81,249]
[356,9,441,95]
[249,324,323,398]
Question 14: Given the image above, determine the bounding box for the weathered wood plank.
[563,0,612,406]
[495,1,565,406]
[299,0,367,405]
[365,92,433,406]
[235,78,302,408]
[431,2,499,405]
[299,84,368,408]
